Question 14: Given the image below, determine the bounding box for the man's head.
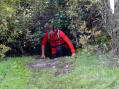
[45,23,54,31]
[45,21,59,32]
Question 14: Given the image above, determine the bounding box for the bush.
[0,0,110,56]
[0,44,10,59]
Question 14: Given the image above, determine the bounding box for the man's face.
[47,24,55,34]
[48,24,53,31]
[45,23,53,31]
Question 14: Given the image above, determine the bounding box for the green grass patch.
[28,53,119,89]
[0,53,119,89]
[0,57,32,89]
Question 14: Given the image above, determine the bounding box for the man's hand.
[41,45,46,59]
[71,53,75,56]
[41,54,46,59]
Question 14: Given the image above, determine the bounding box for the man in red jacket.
[41,23,75,59]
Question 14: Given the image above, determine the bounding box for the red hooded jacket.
[41,30,75,56]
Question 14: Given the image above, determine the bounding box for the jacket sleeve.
[60,31,75,54]
[41,32,48,47]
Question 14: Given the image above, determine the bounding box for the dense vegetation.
[0,0,113,58]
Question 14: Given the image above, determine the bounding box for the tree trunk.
[101,0,119,57]
[111,0,119,57]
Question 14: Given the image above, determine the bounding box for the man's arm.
[41,32,48,58]
[60,31,75,56]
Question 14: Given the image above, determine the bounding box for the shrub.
[0,44,10,59]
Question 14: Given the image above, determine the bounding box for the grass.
[0,57,32,89]
[0,52,119,89]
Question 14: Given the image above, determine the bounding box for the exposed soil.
[28,56,75,76]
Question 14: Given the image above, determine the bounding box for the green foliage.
[95,35,109,45]
[0,0,111,55]
[0,0,50,55]
[51,11,70,29]
[0,44,10,59]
